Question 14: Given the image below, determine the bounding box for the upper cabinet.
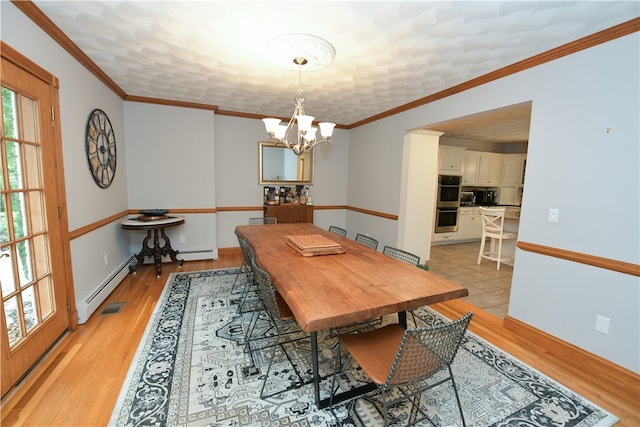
[462,151,503,186]
[462,152,480,185]
[477,153,503,186]
[438,146,465,175]
[501,154,526,186]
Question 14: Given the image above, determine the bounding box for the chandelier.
[262,34,336,156]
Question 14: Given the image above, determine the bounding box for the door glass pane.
[7,141,23,190]
[28,191,44,234]
[38,276,53,319]
[33,234,48,277]
[2,87,18,139]
[11,191,28,239]
[4,295,22,346]
[16,239,33,287]
[0,247,15,295]
[24,144,41,189]
[0,194,7,244]
[19,95,37,142]
[22,285,38,331]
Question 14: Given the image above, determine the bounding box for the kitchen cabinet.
[501,154,526,186]
[462,151,502,186]
[457,207,483,240]
[462,152,480,185]
[264,204,313,223]
[477,153,503,186]
[438,146,465,175]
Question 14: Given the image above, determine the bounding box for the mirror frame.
[258,141,314,185]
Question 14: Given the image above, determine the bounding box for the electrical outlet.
[179,234,186,243]
[594,315,610,334]
[104,253,109,267]
[548,208,559,223]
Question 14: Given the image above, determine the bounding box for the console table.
[263,203,313,223]
[121,215,185,277]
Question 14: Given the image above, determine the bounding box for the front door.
[1,52,73,397]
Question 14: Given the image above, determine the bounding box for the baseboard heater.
[175,248,217,261]
[77,255,134,324]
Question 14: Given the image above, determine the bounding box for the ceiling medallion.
[262,34,336,155]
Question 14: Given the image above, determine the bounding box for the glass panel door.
[1,87,54,348]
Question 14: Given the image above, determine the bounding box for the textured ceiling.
[31,1,639,137]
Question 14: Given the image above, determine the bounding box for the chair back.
[382,245,420,266]
[249,217,277,225]
[250,259,292,328]
[235,230,254,266]
[355,233,379,250]
[329,225,347,237]
[479,207,507,237]
[385,312,472,387]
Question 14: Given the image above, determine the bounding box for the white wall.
[124,102,216,260]
[346,34,640,372]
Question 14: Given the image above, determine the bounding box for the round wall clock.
[85,108,117,188]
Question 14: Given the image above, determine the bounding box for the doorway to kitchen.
[423,101,532,319]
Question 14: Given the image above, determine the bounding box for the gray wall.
[3,1,637,372]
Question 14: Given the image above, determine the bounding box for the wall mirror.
[259,141,314,185]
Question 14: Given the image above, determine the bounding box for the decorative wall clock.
[85,108,116,188]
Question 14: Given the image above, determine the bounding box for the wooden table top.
[236,223,468,332]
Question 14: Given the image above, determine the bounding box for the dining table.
[235,223,469,409]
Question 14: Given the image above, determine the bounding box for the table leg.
[311,332,320,408]
[128,226,184,277]
[129,230,153,274]
[159,227,184,268]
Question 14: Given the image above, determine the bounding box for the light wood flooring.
[1,253,638,426]
[428,241,512,318]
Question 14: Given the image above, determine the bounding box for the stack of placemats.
[286,234,345,256]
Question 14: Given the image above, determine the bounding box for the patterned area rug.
[109,269,618,426]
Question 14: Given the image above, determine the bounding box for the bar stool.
[477,207,517,270]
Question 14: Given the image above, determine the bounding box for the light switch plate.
[548,208,559,223]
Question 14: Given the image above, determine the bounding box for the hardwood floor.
[1,253,638,426]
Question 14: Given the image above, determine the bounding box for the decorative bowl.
[139,209,169,217]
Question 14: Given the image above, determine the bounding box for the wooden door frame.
[1,41,77,327]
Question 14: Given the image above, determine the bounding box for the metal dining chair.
[330,312,473,426]
[328,225,347,237]
[248,259,310,399]
[382,245,420,266]
[355,233,378,250]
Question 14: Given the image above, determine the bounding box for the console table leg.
[129,230,153,274]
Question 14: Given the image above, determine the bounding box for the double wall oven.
[435,175,461,233]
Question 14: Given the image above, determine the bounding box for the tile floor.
[427,241,513,318]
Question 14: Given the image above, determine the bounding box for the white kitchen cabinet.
[462,151,502,186]
[501,154,526,186]
[457,207,483,240]
[499,187,518,205]
[462,152,480,185]
[438,146,465,175]
[477,153,503,186]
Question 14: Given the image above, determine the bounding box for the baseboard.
[504,315,639,405]
[218,247,241,257]
[76,256,133,324]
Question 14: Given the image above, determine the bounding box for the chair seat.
[340,324,405,385]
